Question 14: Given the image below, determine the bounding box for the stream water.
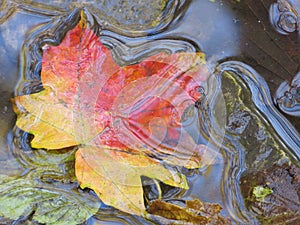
[0,0,299,224]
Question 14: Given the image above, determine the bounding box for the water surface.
[0,0,299,224]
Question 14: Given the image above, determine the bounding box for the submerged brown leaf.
[147,199,231,225]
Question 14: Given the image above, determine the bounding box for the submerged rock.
[240,164,300,225]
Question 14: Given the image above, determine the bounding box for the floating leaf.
[13,14,216,217]
[76,147,189,215]
[0,175,100,225]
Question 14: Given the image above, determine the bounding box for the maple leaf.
[13,15,214,216]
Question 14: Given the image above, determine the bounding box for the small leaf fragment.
[253,185,273,202]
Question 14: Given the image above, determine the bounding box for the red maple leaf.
[13,16,216,216]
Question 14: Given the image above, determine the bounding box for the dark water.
[0,0,299,224]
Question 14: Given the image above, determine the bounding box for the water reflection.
[165,0,241,61]
[269,0,300,35]
[209,61,300,223]
[0,1,299,225]
[1,0,190,37]
[269,0,300,117]
[275,71,300,116]
[215,61,300,160]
